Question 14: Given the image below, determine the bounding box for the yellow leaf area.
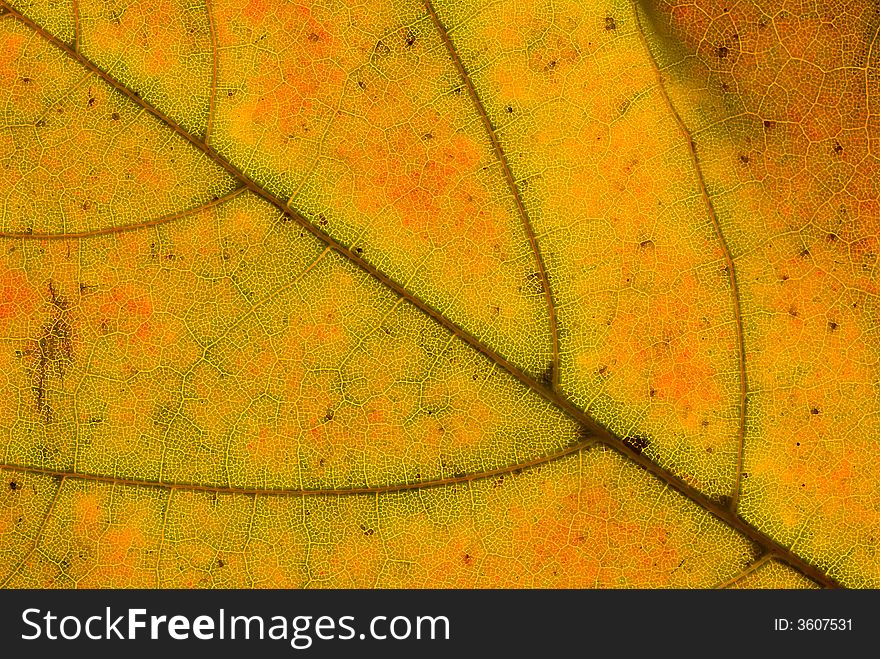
[723,557,819,590]
[1,450,754,587]
[0,0,869,589]
[637,0,880,587]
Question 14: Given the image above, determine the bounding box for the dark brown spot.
[826,232,838,243]
[716,46,729,58]
[828,321,838,331]
[622,435,649,454]
[324,410,334,422]
[739,154,749,164]
[598,364,608,375]
[799,247,810,258]
[405,30,416,48]
[525,271,544,295]
[31,281,74,422]
[217,559,225,567]
[308,32,320,42]
[463,553,473,566]
[605,16,617,30]
[811,407,820,415]
[833,141,843,154]
[357,80,366,90]
[717,494,732,508]
[788,306,798,317]
[422,132,433,141]
[35,119,46,128]
[505,105,514,114]
[353,246,363,256]
[374,40,391,57]
[539,363,554,387]
[639,239,654,249]
[20,77,32,84]
[763,119,776,130]
[9,481,17,491]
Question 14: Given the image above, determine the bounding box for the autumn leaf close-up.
[0,0,877,592]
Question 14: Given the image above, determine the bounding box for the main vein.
[0,1,839,589]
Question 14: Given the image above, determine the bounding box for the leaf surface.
[0,0,876,588]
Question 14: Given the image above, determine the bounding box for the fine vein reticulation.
[0,0,840,589]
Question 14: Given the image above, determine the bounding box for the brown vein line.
[0,439,598,497]
[0,475,65,588]
[204,0,219,145]
[71,0,81,53]
[712,553,774,589]
[1,0,843,590]
[632,2,750,514]
[0,187,246,240]
[421,0,561,391]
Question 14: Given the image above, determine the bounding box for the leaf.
[0,0,875,588]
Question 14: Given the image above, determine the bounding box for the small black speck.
[505,105,514,114]
[353,246,363,256]
[9,481,17,491]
